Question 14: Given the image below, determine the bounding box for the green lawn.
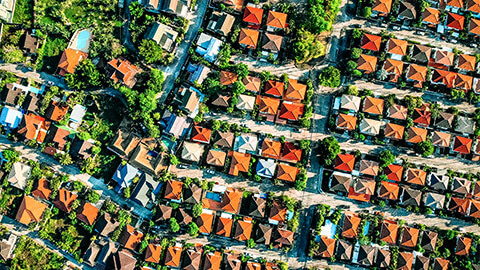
[12,0,34,27]
[10,236,65,270]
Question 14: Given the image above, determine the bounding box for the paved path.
[0,136,152,219]
[0,63,67,89]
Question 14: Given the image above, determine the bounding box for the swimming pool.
[76,30,90,51]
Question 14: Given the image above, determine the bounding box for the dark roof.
[401,187,422,207]
[183,184,203,204]
[398,1,416,19]
[154,204,173,222]
[410,44,432,63]
[2,83,22,105]
[245,196,266,218]
[182,249,202,270]
[70,137,94,160]
[357,245,376,266]
[414,255,430,270]
[420,230,438,251]
[94,213,120,237]
[255,224,273,245]
[336,239,353,261]
[106,250,137,270]
[22,32,39,53]
[375,249,391,268]
[175,208,193,226]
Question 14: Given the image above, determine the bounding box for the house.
[246,261,262,270]
[44,125,70,151]
[363,97,384,115]
[469,18,480,35]
[412,108,431,127]
[106,58,139,88]
[54,188,78,213]
[455,116,475,134]
[376,249,391,268]
[382,59,404,82]
[400,187,422,207]
[224,253,242,270]
[112,163,139,192]
[469,199,480,218]
[220,70,238,86]
[119,224,143,250]
[334,153,355,172]
[446,12,465,31]
[410,44,431,63]
[387,104,408,120]
[377,181,399,200]
[203,187,242,214]
[175,86,204,118]
[468,0,480,13]
[451,177,471,195]
[164,179,183,201]
[1,83,22,106]
[406,64,428,88]
[436,112,455,130]
[359,160,379,176]
[277,101,304,122]
[372,0,392,15]
[182,248,202,270]
[161,0,189,18]
[17,113,49,143]
[397,252,414,270]
[236,94,256,111]
[383,164,403,182]
[359,118,383,136]
[261,139,282,159]
[384,122,404,140]
[0,106,23,129]
[131,174,160,209]
[145,22,178,52]
[242,76,261,92]
[8,162,31,190]
[196,33,222,62]
[380,220,399,244]
[340,95,361,111]
[455,236,472,256]
[399,226,419,248]
[256,159,276,178]
[329,171,351,193]
[57,48,88,76]
[387,38,408,56]
[342,213,361,238]
[70,137,95,160]
[280,142,302,163]
[357,54,378,73]
[427,173,449,190]
[163,113,191,138]
[454,73,473,90]
[407,126,428,143]
[243,195,266,218]
[361,33,382,51]
[145,244,162,264]
[129,141,169,176]
[276,163,299,182]
[154,204,173,222]
[255,224,273,245]
[208,12,235,36]
[457,54,477,71]
[317,236,336,258]
[175,208,193,225]
[234,133,258,154]
[186,63,211,85]
[449,196,470,215]
[15,195,47,225]
[424,192,446,209]
[433,258,449,270]
[356,245,376,266]
[0,234,17,261]
[94,213,120,237]
[203,251,222,270]
[234,218,253,241]
[269,200,287,223]
[422,7,441,25]
[349,179,375,201]
[447,0,464,9]
[262,33,283,53]
[229,151,251,176]
[190,126,212,145]
[197,211,214,234]
[336,113,357,131]
[216,215,233,237]
[142,0,161,11]
[213,131,234,149]
[336,240,353,261]
[265,80,284,97]
[206,149,227,167]
[32,178,52,200]
[431,69,455,88]
[453,136,472,154]
[273,228,294,248]
[420,230,438,251]
[434,50,455,67]
[243,6,263,25]
[68,104,86,130]
[77,202,99,226]
[211,94,230,108]
[106,249,136,270]
[109,128,141,159]
[238,28,260,49]
[266,11,287,30]
[397,1,416,20]
[45,101,68,122]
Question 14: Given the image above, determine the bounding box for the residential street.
[0,63,67,89]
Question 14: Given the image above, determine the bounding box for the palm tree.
[376,69,389,81]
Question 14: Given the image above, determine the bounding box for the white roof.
[359,118,384,136]
[181,141,205,162]
[236,94,255,111]
[7,162,31,190]
[69,104,86,123]
[234,133,258,153]
[340,95,361,111]
[256,159,277,178]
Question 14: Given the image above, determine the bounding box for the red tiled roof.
[407,64,428,83]
[165,246,182,267]
[342,214,361,238]
[256,95,281,115]
[468,0,480,13]
[197,212,214,234]
[229,151,251,176]
[234,219,253,241]
[383,164,403,182]
[363,96,384,115]
[164,179,183,200]
[265,80,284,97]
[266,11,287,29]
[216,216,233,237]
[422,7,440,24]
[16,195,47,225]
[378,181,400,200]
[278,101,304,121]
[446,12,465,30]
[54,188,78,213]
[77,202,99,226]
[413,108,431,126]
[191,126,212,144]
[450,197,471,215]
[456,237,472,256]
[453,136,472,154]
[358,54,378,73]
[457,54,477,71]
[280,141,302,163]
[276,163,298,182]
[336,114,357,130]
[243,6,264,24]
[431,69,455,88]
[361,34,382,51]
[373,0,392,14]
[58,48,88,75]
[220,70,238,86]
[455,73,473,90]
[284,79,306,101]
[407,127,428,143]
[32,178,51,200]
[334,154,355,172]
[107,58,139,88]
[469,18,480,35]
[447,0,463,8]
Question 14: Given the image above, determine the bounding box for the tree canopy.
[318,136,340,166]
[318,66,341,88]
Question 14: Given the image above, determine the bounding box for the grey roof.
[401,187,422,207]
[96,237,118,266]
[183,184,203,204]
[207,12,235,36]
[455,116,475,134]
[245,196,266,218]
[336,239,353,261]
[410,44,432,63]
[420,231,438,251]
[256,159,277,178]
[329,171,351,193]
[436,112,454,130]
[162,0,189,17]
[112,163,139,190]
[7,162,31,190]
[415,255,430,270]
[427,173,449,191]
[358,245,376,266]
[423,192,445,210]
[131,174,159,208]
[255,224,273,245]
[398,1,416,19]
[22,92,40,113]
[375,248,391,268]
[154,204,173,222]
[94,213,120,237]
[451,177,471,195]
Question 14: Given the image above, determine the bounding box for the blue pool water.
[77,30,90,50]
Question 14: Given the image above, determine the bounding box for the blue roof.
[256,159,277,178]
[113,163,139,192]
[195,33,222,63]
[0,107,23,129]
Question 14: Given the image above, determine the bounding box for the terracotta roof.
[256,95,280,115]
[45,101,68,122]
[388,104,408,120]
[265,80,284,97]
[469,199,480,218]
[197,212,214,234]
[412,108,431,126]
[334,153,355,172]
[243,6,263,24]
[206,150,227,167]
[359,160,379,176]
[405,168,427,185]
[431,131,451,147]
[284,79,306,101]
[224,253,241,270]
[234,219,253,241]
[378,181,399,200]
[453,136,472,154]
[77,202,99,226]
[373,0,392,13]
[384,122,404,140]
[457,54,476,71]
[214,131,234,148]
[54,188,78,213]
[354,178,376,195]
[269,200,287,222]
[262,33,283,52]
[454,73,473,90]
[280,141,302,163]
[468,0,480,12]
[318,236,336,258]
[446,12,465,30]
[246,261,261,270]
[456,236,472,256]
[410,45,431,63]
[191,126,212,144]
[276,163,298,182]
[262,139,282,159]
[107,58,139,88]
[422,7,441,24]
[342,214,361,238]
[16,195,47,225]
[221,188,242,214]
[431,69,455,88]
[383,164,403,181]
[242,76,261,92]
[266,11,287,29]
[400,226,419,248]
[447,0,463,8]
[361,34,382,51]
[336,113,357,131]
[435,50,455,66]
[229,151,251,176]
[469,18,480,35]
[58,48,88,75]
[17,113,48,142]
[216,216,233,237]
[165,246,182,267]
[119,224,143,250]
[32,178,51,200]
[164,179,183,200]
[357,54,378,73]
[397,252,414,270]
[363,96,384,115]
[219,71,238,86]
[433,258,449,270]
[273,228,294,247]
[407,126,428,143]
[145,244,162,263]
[278,101,304,121]
[387,38,408,55]
[449,197,470,215]
[406,64,428,83]
[203,251,222,270]
[380,221,399,244]
[239,28,260,49]
[382,59,404,81]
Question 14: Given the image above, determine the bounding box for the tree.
[65,59,102,90]
[187,222,199,236]
[414,139,434,157]
[352,29,362,39]
[378,150,396,167]
[318,66,340,88]
[292,29,326,63]
[346,60,358,72]
[192,203,202,218]
[169,154,180,166]
[363,7,372,17]
[123,187,131,198]
[246,238,256,248]
[295,178,307,191]
[57,154,73,165]
[318,137,340,166]
[2,46,24,63]
[73,181,84,192]
[169,218,180,233]
[138,39,164,64]
[235,63,249,79]
[86,190,100,203]
[351,48,362,59]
